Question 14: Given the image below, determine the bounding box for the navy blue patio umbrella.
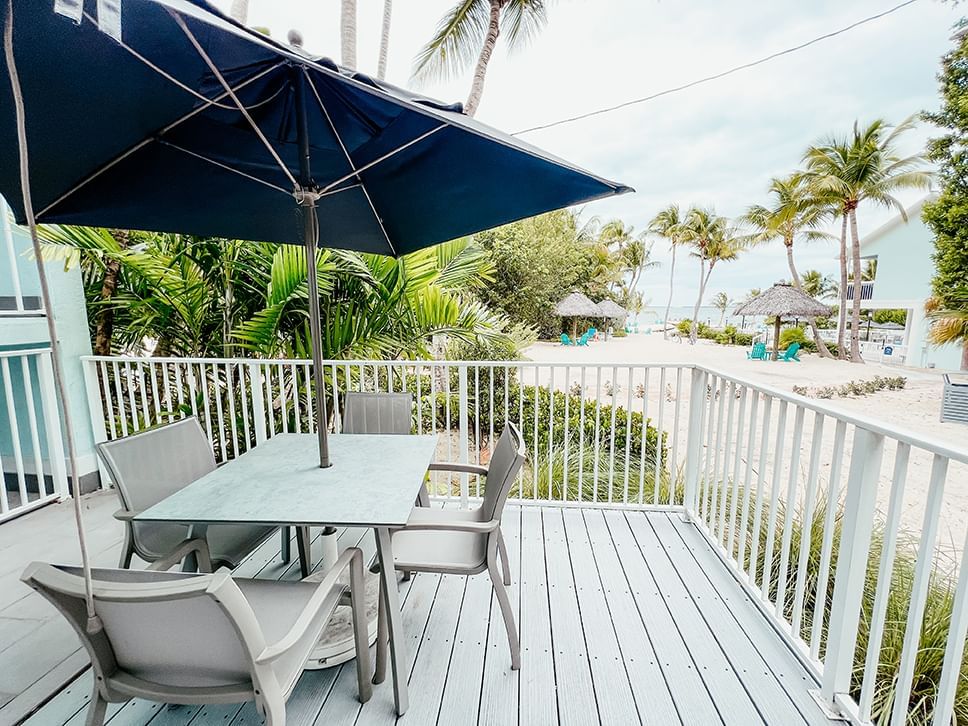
[0,0,631,469]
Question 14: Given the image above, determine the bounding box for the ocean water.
[639,305,766,329]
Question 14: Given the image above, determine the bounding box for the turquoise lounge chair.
[560,333,573,346]
[747,342,767,360]
[588,327,597,340]
[778,342,801,362]
[577,333,590,347]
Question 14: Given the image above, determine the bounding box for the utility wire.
[512,0,920,136]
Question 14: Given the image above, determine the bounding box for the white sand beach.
[525,331,968,548]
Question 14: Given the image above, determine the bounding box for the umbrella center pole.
[298,191,332,469]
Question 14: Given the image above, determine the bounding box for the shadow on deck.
[2,495,832,725]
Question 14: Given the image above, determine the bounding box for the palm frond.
[411,0,490,84]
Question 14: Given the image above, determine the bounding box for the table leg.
[296,526,312,578]
[374,527,408,716]
[182,523,208,572]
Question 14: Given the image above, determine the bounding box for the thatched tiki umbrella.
[555,291,600,338]
[733,283,831,359]
[595,299,628,340]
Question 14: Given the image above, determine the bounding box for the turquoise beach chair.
[778,342,801,362]
[560,333,573,346]
[747,342,767,361]
[588,327,597,340]
[577,333,590,347]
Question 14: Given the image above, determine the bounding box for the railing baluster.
[623,366,633,505]
[735,390,760,564]
[125,361,139,432]
[149,361,161,422]
[162,362,173,422]
[931,524,968,726]
[760,400,788,601]
[198,364,213,443]
[1,358,28,509]
[653,367,666,507]
[716,381,737,542]
[578,365,586,503]
[137,361,150,427]
[593,365,603,503]
[726,386,748,554]
[290,363,301,433]
[548,366,556,500]
[607,364,618,504]
[100,361,116,439]
[112,361,129,437]
[225,363,239,459]
[774,406,805,618]
[790,413,825,637]
[212,364,227,462]
[889,454,949,726]
[747,395,774,585]
[562,365,570,502]
[670,367,683,499]
[20,357,46,498]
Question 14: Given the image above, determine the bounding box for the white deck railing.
[0,348,68,521]
[81,355,968,726]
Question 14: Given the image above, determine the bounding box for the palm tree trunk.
[93,229,130,356]
[690,258,706,344]
[836,213,848,359]
[229,0,248,23]
[962,341,968,371]
[786,241,833,359]
[377,0,392,80]
[848,209,864,363]
[341,0,357,69]
[663,245,676,339]
[464,1,502,117]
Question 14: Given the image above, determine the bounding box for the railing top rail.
[0,347,52,359]
[703,364,968,465]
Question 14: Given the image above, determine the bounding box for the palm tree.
[803,116,932,362]
[377,0,393,81]
[800,270,838,300]
[680,208,743,343]
[743,175,835,358]
[649,203,688,339]
[341,0,357,69]
[711,292,731,327]
[413,0,550,117]
[229,0,248,23]
[926,291,968,370]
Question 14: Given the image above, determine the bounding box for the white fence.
[0,348,67,521]
[81,355,968,726]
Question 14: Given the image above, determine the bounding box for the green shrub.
[613,329,628,337]
[779,326,808,349]
[676,319,692,336]
[794,375,907,399]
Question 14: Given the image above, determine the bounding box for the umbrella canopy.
[0,0,631,469]
[596,299,628,319]
[733,284,830,358]
[0,0,630,251]
[554,291,600,318]
[732,283,831,318]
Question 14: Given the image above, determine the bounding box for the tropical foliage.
[39,227,516,360]
[924,26,968,370]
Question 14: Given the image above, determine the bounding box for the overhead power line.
[511,0,920,136]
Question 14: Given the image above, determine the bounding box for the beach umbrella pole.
[294,73,332,469]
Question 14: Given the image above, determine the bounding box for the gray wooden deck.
[2,494,833,726]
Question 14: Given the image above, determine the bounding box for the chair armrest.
[255,547,362,665]
[146,537,212,573]
[427,462,488,476]
[113,508,144,522]
[395,518,501,534]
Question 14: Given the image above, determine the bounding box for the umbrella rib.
[319,124,446,195]
[304,70,397,256]
[157,140,291,195]
[36,61,287,220]
[166,7,298,190]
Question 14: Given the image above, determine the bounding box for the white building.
[850,196,963,370]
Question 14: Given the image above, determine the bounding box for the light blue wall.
[0,200,98,484]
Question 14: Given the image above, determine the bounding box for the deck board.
[10,501,834,726]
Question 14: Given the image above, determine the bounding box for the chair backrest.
[752,342,766,357]
[560,333,570,345]
[21,563,265,691]
[783,342,801,359]
[97,417,216,514]
[342,392,413,434]
[481,423,527,522]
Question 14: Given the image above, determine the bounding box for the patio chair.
[747,341,767,360]
[588,327,598,340]
[577,333,590,347]
[374,423,527,679]
[342,392,428,507]
[97,418,309,574]
[560,333,573,346]
[21,548,372,726]
[778,342,802,362]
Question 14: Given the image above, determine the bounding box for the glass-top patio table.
[136,432,440,716]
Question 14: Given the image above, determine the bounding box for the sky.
[212,0,963,307]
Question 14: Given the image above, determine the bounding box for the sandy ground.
[524,331,968,549]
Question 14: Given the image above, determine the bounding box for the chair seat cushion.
[391,507,488,573]
[134,522,276,568]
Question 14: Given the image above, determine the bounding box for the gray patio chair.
[21,548,371,726]
[342,392,429,507]
[374,423,526,680]
[97,418,309,574]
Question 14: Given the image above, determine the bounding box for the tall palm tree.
[341,0,357,69]
[803,116,932,362]
[377,0,393,80]
[413,0,550,117]
[649,203,688,339]
[712,291,731,327]
[800,270,838,300]
[680,208,743,343]
[743,175,835,358]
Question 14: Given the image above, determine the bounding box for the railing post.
[248,362,267,445]
[81,358,110,487]
[37,352,69,499]
[820,427,884,711]
[682,367,706,515]
[458,364,469,508]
